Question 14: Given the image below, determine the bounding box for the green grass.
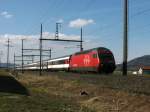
[41,71,150,95]
[0,69,9,76]
[0,70,95,112]
[0,92,93,112]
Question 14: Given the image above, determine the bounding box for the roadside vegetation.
[0,70,94,112]
[0,69,150,112]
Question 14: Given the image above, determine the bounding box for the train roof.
[74,47,111,55]
[43,55,70,62]
[47,56,70,62]
[22,55,70,66]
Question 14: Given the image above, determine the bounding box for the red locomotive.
[69,47,116,73]
[19,47,116,74]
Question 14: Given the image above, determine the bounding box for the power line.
[131,8,150,18]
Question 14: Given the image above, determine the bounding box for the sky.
[0,0,150,64]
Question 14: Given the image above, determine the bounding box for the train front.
[97,48,116,73]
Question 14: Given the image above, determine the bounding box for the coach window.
[55,61,59,65]
[52,61,55,65]
[58,60,62,64]
[59,60,62,64]
[59,60,65,64]
[51,62,54,65]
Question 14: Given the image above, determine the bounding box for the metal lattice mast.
[40,24,43,76]
[7,38,10,70]
[55,23,61,39]
[21,39,24,74]
[80,27,83,52]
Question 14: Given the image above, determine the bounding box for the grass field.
[0,70,94,112]
[0,69,150,112]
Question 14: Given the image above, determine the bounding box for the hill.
[0,63,14,68]
[117,55,150,70]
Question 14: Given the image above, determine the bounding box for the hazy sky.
[0,0,150,64]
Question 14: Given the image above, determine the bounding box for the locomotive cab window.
[93,54,97,58]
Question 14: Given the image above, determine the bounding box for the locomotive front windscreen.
[97,48,116,73]
[98,49,115,63]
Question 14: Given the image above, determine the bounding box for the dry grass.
[0,71,95,112]
[12,71,150,112]
[81,91,150,112]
